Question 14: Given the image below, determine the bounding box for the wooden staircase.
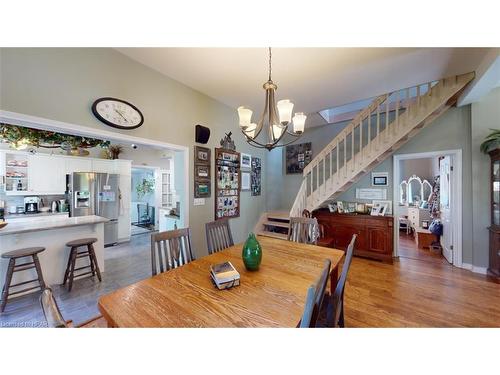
[255,211,290,240]
[289,72,475,216]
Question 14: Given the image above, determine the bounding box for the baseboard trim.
[461,263,488,275]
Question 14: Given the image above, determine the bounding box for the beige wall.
[471,87,500,268]
[0,48,267,256]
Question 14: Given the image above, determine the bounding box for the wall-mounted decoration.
[251,157,262,196]
[195,165,210,179]
[355,188,387,200]
[241,153,252,168]
[92,97,144,130]
[215,148,240,219]
[195,146,211,164]
[372,172,389,186]
[194,146,211,198]
[286,142,312,174]
[0,123,110,152]
[220,132,236,151]
[195,181,211,198]
[241,171,251,191]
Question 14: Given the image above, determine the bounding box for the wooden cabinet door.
[367,227,389,254]
[331,224,364,250]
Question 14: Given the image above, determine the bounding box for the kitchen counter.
[4,211,69,220]
[0,215,109,236]
[0,215,108,293]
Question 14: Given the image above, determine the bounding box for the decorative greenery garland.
[0,123,110,150]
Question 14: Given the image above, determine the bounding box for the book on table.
[210,261,240,290]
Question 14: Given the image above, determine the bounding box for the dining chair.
[299,259,331,328]
[288,217,320,245]
[326,234,357,328]
[40,288,106,328]
[151,228,195,276]
[205,219,234,254]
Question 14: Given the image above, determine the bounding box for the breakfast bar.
[0,215,109,294]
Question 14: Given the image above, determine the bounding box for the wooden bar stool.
[63,238,102,292]
[1,247,46,312]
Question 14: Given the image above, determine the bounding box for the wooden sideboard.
[313,209,394,263]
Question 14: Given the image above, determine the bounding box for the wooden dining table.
[98,236,344,327]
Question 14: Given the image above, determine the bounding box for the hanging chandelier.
[237,48,306,151]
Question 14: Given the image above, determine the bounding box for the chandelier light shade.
[238,48,306,151]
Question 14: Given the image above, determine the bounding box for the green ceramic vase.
[242,232,262,271]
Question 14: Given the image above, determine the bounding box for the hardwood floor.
[344,256,500,327]
[1,232,499,328]
[398,232,448,264]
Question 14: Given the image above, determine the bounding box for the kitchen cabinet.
[313,209,394,263]
[91,159,116,174]
[65,157,92,175]
[28,154,66,195]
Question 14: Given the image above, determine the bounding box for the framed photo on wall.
[372,172,389,186]
[241,171,251,191]
[195,181,211,198]
[194,146,211,198]
[240,153,252,169]
[195,165,210,179]
[285,142,312,174]
[195,146,211,164]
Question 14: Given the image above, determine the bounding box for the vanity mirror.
[400,175,433,207]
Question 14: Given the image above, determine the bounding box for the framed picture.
[328,202,338,213]
[241,171,251,191]
[370,201,388,216]
[372,200,392,215]
[195,181,211,198]
[195,146,211,164]
[355,203,367,214]
[372,172,389,186]
[240,153,252,168]
[347,202,357,213]
[286,142,312,174]
[195,165,210,179]
[251,156,261,196]
[337,201,344,214]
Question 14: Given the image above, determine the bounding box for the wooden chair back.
[205,219,234,254]
[327,234,357,327]
[300,259,331,328]
[40,288,68,328]
[288,217,320,244]
[151,228,195,276]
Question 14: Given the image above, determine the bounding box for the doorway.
[131,166,159,235]
[393,150,462,267]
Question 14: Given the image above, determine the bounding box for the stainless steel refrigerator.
[67,172,120,246]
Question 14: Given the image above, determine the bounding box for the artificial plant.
[136,177,155,198]
[480,129,500,153]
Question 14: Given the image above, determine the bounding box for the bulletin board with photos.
[215,148,240,219]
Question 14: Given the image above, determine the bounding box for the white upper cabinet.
[28,154,66,195]
[65,157,92,175]
[91,159,116,174]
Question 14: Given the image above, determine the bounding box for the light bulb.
[277,99,294,124]
[272,124,284,140]
[292,112,306,134]
[237,106,253,129]
[245,123,257,139]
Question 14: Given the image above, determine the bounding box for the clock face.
[92,97,144,130]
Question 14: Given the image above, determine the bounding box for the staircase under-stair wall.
[255,72,474,237]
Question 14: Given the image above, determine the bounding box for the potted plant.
[107,144,124,159]
[480,129,500,153]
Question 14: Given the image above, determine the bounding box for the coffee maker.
[24,196,40,214]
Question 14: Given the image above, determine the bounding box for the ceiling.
[116,48,491,127]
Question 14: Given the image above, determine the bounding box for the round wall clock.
[92,97,144,130]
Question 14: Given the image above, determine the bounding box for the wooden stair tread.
[257,231,288,240]
[262,221,290,228]
[266,211,290,221]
